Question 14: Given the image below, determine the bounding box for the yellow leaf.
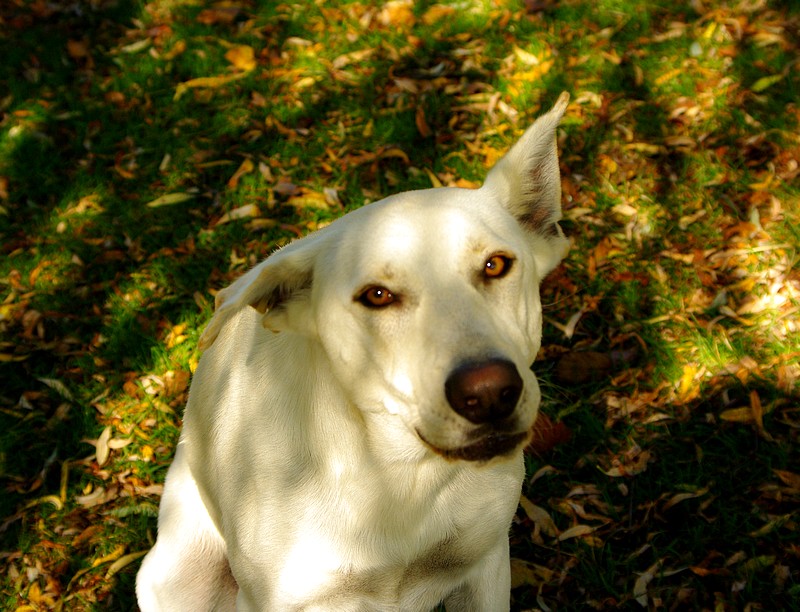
[421,4,456,25]
[174,72,249,100]
[655,67,682,85]
[424,168,442,188]
[288,192,330,211]
[513,46,543,66]
[720,406,756,423]
[225,45,257,72]
[677,364,699,402]
[216,203,261,225]
[106,550,149,578]
[92,544,126,568]
[378,0,415,27]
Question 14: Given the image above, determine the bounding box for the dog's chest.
[284,532,472,609]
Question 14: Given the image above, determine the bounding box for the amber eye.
[357,286,396,308]
[484,254,513,279]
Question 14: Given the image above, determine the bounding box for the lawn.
[1,0,798,609]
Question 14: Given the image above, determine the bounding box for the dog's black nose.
[445,359,523,424]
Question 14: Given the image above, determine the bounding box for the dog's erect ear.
[197,235,322,350]
[483,92,570,276]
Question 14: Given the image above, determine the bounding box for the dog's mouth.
[416,429,530,462]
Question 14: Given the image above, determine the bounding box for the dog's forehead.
[351,187,517,257]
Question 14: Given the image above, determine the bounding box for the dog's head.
[199,93,570,463]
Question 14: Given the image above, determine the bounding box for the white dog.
[136,93,570,611]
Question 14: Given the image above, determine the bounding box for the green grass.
[1,0,798,609]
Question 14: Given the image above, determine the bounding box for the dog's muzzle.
[418,359,531,462]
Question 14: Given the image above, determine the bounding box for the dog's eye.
[357,286,396,308]
[484,254,513,279]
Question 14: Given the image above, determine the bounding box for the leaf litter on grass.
[1,0,799,610]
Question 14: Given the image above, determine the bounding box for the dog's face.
[308,189,557,462]
[198,94,570,463]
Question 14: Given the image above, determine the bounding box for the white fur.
[136,93,570,611]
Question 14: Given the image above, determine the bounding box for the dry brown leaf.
[66,39,90,60]
[510,558,555,588]
[748,515,792,538]
[227,158,255,188]
[197,6,241,24]
[557,524,595,541]
[634,559,664,607]
[520,495,559,537]
[773,469,800,491]
[662,486,710,511]
[601,449,651,478]
[415,106,432,138]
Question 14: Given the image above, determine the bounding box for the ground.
[0,0,798,610]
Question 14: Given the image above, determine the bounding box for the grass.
[1,0,798,609]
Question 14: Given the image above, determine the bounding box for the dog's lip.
[416,428,530,462]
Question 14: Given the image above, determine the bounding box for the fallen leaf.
[662,486,710,511]
[145,192,195,208]
[634,559,664,607]
[513,46,544,66]
[227,158,255,188]
[95,425,112,466]
[378,0,415,27]
[174,72,249,101]
[510,558,555,588]
[558,524,595,541]
[415,106,432,138]
[225,45,257,71]
[527,412,572,454]
[66,39,90,60]
[773,469,800,491]
[106,550,148,578]
[421,4,456,25]
[197,6,241,24]
[751,74,783,92]
[520,495,559,537]
[215,203,261,225]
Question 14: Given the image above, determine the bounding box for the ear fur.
[483,92,570,276]
[197,235,322,350]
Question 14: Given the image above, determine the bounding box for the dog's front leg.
[442,540,511,611]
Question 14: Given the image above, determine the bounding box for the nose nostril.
[445,359,523,425]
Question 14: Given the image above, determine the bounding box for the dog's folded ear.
[198,235,322,350]
[483,91,570,277]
